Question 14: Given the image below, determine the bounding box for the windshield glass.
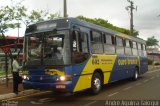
[24,30,71,66]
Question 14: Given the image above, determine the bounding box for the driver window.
[44,36,63,60]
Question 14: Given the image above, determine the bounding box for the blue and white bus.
[22,17,148,94]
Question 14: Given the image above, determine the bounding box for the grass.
[0,70,5,76]
[0,70,11,77]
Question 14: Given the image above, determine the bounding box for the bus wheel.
[90,72,102,95]
[133,68,139,81]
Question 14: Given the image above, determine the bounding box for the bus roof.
[68,18,146,44]
[26,17,146,44]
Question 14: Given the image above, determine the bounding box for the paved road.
[1,69,160,106]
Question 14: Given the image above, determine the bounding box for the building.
[147,47,160,64]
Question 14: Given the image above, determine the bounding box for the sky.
[0,0,160,41]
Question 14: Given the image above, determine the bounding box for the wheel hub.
[94,78,101,90]
[135,71,138,79]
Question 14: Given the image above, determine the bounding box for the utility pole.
[5,53,8,87]
[18,20,19,44]
[126,0,137,36]
[64,0,67,17]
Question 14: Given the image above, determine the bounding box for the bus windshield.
[24,30,71,66]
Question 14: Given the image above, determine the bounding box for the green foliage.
[0,0,61,35]
[146,36,159,46]
[0,34,5,39]
[147,58,153,65]
[26,10,47,25]
[77,16,139,37]
[0,6,17,35]
[133,30,139,37]
[22,10,61,26]
[0,71,5,76]
[0,0,27,36]
[154,62,160,65]
[47,13,61,20]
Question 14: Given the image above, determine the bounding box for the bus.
[22,17,148,94]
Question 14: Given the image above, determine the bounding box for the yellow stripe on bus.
[45,69,65,76]
[73,55,117,92]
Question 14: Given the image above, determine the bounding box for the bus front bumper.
[22,81,73,92]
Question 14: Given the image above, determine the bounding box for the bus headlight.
[57,76,72,81]
[22,75,29,80]
[60,76,66,81]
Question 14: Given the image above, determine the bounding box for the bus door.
[71,28,90,86]
[71,29,89,64]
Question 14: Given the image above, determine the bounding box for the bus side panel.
[108,55,139,82]
[139,57,148,74]
[73,55,117,92]
[72,58,93,92]
[72,55,147,92]
[71,62,87,92]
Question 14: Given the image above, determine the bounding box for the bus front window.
[25,30,71,66]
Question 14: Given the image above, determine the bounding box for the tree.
[22,10,61,26]
[0,6,18,37]
[14,5,27,28]
[47,12,61,20]
[146,36,159,47]
[0,0,28,38]
[0,1,61,35]
[77,16,139,37]
[133,30,139,37]
[24,10,48,26]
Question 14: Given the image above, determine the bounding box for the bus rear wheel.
[90,72,102,95]
[133,68,139,81]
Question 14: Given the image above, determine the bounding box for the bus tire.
[90,72,102,95]
[133,67,139,81]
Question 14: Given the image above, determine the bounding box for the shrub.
[148,58,153,65]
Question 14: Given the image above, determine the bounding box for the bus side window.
[143,44,147,57]
[116,37,124,55]
[125,39,132,55]
[91,31,103,53]
[81,32,89,53]
[137,43,143,56]
[103,34,115,54]
[132,41,138,56]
